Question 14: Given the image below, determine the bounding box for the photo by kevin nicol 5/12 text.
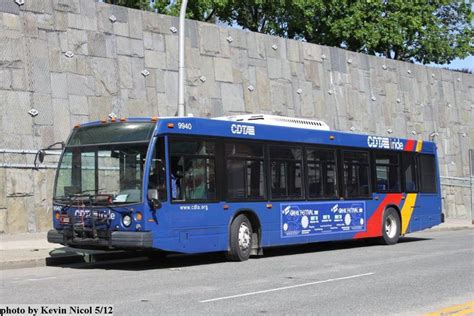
[0,304,114,316]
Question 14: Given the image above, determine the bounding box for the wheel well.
[230,210,262,247]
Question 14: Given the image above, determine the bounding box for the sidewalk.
[426,218,473,231]
[1,219,472,270]
[0,232,53,270]
[0,232,128,270]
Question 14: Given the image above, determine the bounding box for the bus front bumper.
[47,229,153,249]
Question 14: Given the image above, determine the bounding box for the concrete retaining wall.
[0,0,473,233]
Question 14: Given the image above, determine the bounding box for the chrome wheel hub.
[385,214,397,239]
[238,223,251,251]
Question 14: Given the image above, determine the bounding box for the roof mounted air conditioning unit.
[213,114,330,131]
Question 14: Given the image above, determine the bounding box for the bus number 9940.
[178,122,192,130]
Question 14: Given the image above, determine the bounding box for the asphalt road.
[1,230,473,315]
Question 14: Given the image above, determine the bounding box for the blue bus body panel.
[146,193,442,254]
[53,191,442,254]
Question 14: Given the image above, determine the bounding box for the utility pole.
[177,0,188,117]
[470,149,474,224]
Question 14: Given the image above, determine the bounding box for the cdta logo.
[231,124,256,136]
[367,136,390,149]
[367,136,403,150]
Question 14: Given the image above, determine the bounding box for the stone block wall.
[0,0,473,233]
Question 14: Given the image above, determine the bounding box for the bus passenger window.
[306,148,337,198]
[418,154,437,193]
[225,142,265,200]
[402,153,417,192]
[269,146,303,199]
[374,153,400,193]
[169,138,216,201]
[343,151,370,197]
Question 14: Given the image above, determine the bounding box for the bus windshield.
[53,123,155,205]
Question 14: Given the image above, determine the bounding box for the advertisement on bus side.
[281,201,366,237]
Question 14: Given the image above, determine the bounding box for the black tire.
[225,214,253,261]
[380,208,401,245]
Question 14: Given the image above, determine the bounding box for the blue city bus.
[47,115,443,261]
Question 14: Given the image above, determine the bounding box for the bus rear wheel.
[226,214,253,261]
[380,208,401,245]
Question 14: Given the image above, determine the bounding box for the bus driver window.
[169,138,216,201]
[148,138,167,202]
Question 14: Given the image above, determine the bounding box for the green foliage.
[103,0,151,11]
[313,0,474,64]
[116,0,474,64]
[154,0,228,22]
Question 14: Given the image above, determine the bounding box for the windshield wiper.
[65,189,105,205]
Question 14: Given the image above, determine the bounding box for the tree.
[154,0,226,22]
[292,0,473,64]
[102,0,151,11]
[154,0,292,33]
[122,0,474,64]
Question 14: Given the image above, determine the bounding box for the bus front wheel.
[226,214,253,261]
[380,208,401,245]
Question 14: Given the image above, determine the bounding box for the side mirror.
[148,189,158,200]
[147,189,161,211]
[149,198,161,211]
[38,150,45,163]
[34,142,65,171]
[34,150,46,170]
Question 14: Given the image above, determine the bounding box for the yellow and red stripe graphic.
[404,139,423,152]
[354,193,403,239]
[400,193,417,234]
[416,140,423,152]
[405,139,415,151]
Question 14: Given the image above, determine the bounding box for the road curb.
[427,224,473,232]
[1,258,47,270]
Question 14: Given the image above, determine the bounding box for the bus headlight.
[122,214,132,227]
